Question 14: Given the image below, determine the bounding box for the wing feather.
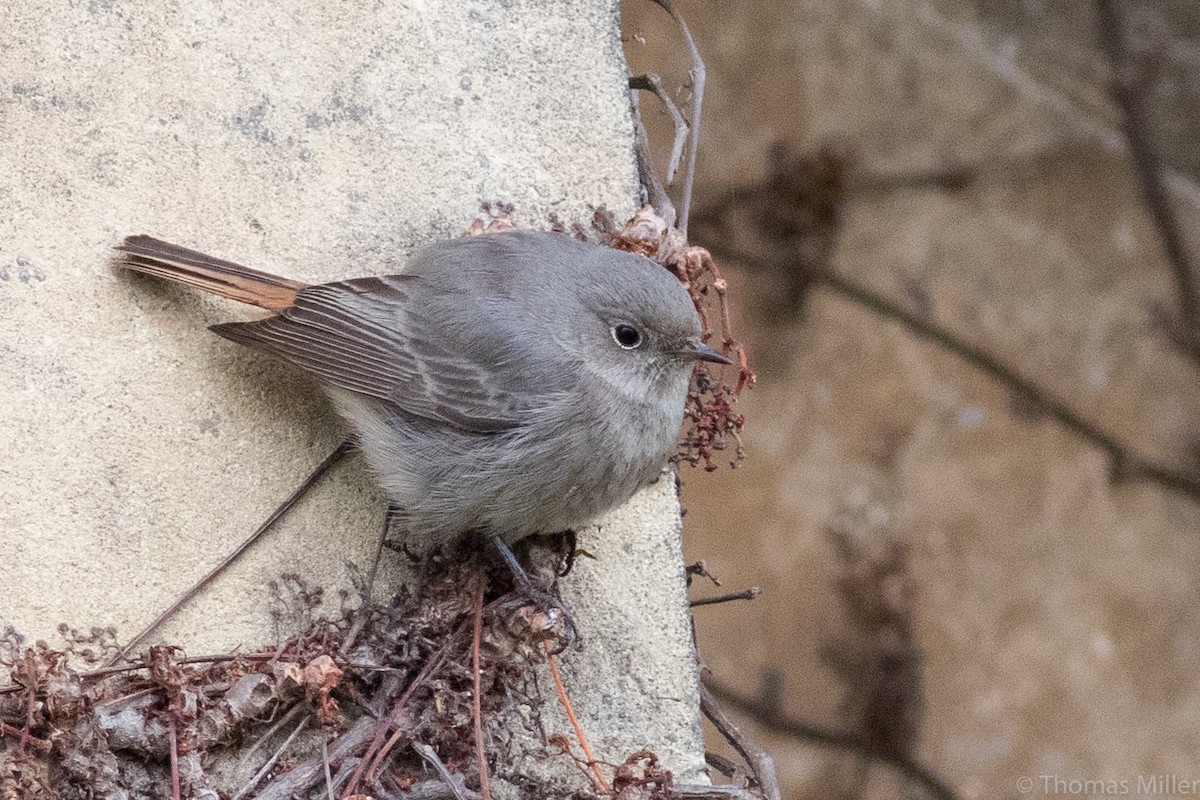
[210,275,526,432]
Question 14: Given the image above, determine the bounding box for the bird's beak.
[686,337,733,365]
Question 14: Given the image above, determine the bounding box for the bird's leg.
[340,502,397,655]
[558,529,579,577]
[381,504,425,566]
[487,534,580,652]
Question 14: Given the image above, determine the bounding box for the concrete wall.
[1,0,706,793]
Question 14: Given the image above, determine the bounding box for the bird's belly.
[327,387,679,548]
[502,400,679,538]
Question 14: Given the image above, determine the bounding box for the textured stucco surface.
[0,0,705,790]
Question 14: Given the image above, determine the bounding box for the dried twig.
[104,440,354,667]
[689,587,761,607]
[707,240,1200,501]
[21,651,37,751]
[168,716,182,800]
[629,72,689,184]
[646,0,705,237]
[413,742,480,800]
[3,651,283,694]
[685,560,721,587]
[340,506,393,657]
[699,683,780,800]
[544,641,611,794]
[0,719,51,753]
[471,576,493,800]
[238,704,305,778]
[674,787,767,800]
[321,737,336,800]
[1095,0,1200,358]
[703,751,743,781]
[231,715,310,800]
[705,677,958,800]
[631,89,678,227]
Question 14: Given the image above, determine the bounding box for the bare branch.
[471,577,493,800]
[629,72,689,184]
[673,785,766,800]
[1095,0,1200,356]
[699,683,781,800]
[703,237,1200,502]
[689,587,761,607]
[814,267,1200,500]
[704,677,958,800]
[630,88,678,228]
[647,0,705,237]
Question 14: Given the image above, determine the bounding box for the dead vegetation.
[0,543,776,800]
[1,554,571,799]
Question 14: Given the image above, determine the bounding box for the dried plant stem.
[168,716,182,800]
[544,641,611,794]
[814,268,1200,500]
[414,742,479,800]
[322,737,336,800]
[238,704,305,777]
[340,507,393,656]
[647,0,704,237]
[631,90,678,228]
[232,715,310,800]
[104,440,354,668]
[471,578,493,800]
[699,684,780,800]
[629,72,689,184]
[1095,0,1200,351]
[0,719,51,753]
[88,652,277,682]
[673,787,767,800]
[705,677,958,800]
[22,652,36,748]
[690,587,761,607]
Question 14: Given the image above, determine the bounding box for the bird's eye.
[611,323,643,349]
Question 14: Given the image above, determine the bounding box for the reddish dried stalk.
[168,716,182,800]
[0,719,51,753]
[600,205,755,470]
[472,577,493,800]
[544,641,611,794]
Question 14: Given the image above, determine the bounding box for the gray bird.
[114,230,729,599]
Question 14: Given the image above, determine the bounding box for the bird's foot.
[489,535,580,653]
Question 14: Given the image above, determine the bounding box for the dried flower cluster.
[595,205,755,471]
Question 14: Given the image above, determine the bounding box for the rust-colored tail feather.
[113,235,308,312]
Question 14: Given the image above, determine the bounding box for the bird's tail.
[113,235,307,312]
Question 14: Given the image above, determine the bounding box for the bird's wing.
[210,274,525,433]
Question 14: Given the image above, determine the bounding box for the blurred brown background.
[623,1,1200,798]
